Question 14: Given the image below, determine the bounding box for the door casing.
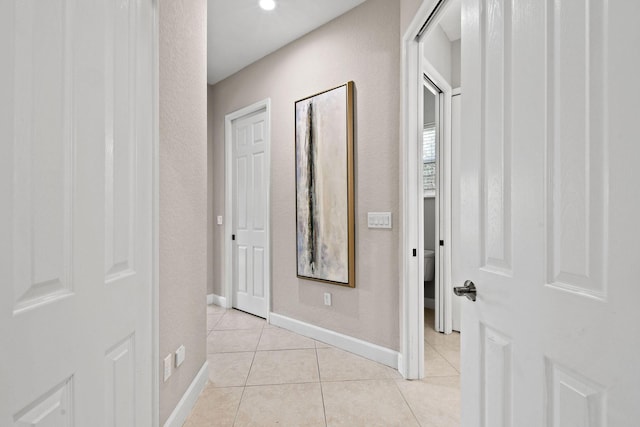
[224,99,272,321]
[399,0,449,379]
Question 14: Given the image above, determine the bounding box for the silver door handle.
[453,280,477,302]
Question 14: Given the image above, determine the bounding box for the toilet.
[424,249,435,282]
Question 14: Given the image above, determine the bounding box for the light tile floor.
[184,305,460,427]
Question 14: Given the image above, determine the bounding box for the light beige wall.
[209,0,401,350]
[207,86,224,296]
[401,0,424,35]
[451,39,461,88]
[159,0,207,424]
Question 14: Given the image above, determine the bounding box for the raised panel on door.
[481,325,512,427]
[236,156,248,231]
[13,378,73,427]
[11,0,74,314]
[546,0,607,300]
[481,0,512,276]
[104,336,135,427]
[105,0,137,284]
[252,152,265,231]
[545,360,605,427]
[253,247,265,298]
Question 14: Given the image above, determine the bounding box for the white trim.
[452,87,462,96]
[206,293,227,307]
[151,0,160,424]
[162,361,209,427]
[269,313,400,369]
[224,99,272,320]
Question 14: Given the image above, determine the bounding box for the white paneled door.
[0,0,155,425]
[232,110,268,318]
[459,0,640,425]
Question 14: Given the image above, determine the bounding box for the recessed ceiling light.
[259,0,276,11]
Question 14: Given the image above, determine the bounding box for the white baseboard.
[269,313,399,369]
[163,361,209,427]
[207,293,226,307]
[424,297,435,310]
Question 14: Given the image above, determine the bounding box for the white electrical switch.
[367,212,392,229]
[217,216,223,225]
[163,354,172,382]
[175,345,186,368]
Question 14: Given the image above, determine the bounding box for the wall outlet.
[175,345,186,368]
[163,354,172,382]
[324,292,332,306]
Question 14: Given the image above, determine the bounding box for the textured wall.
[208,0,401,350]
[207,87,222,296]
[159,0,207,424]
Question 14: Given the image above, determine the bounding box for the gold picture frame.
[295,81,355,287]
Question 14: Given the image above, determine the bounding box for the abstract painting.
[295,82,355,287]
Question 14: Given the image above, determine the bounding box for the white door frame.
[224,99,272,321]
[422,62,453,336]
[400,0,449,379]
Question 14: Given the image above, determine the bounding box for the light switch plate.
[217,215,223,225]
[163,354,172,382]
[367,212,392,229]
[175,345,186,368]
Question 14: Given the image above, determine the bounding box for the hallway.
[184,306,460,426]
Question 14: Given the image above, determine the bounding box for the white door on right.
[459,0,640,425]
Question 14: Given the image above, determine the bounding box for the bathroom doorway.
[421,77,442,326]
[420,0,461,336]
[400,0,462,379]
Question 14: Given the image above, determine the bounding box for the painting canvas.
[295,82,355,287]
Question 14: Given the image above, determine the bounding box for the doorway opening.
[400,0,461,379]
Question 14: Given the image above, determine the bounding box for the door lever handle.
[454,280,477,302]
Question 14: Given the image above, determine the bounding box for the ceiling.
[207,0,367,85]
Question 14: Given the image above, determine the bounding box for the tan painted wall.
[159,0,207,424]
[208,0,401,350]
[207,88,222,296]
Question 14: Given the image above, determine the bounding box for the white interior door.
[459,0,640,425]
[232,110,268,318]
[0,0,155,425]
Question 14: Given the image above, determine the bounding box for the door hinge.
[232,234,236,241]
[412,248,416,257]
[440,240,444,246]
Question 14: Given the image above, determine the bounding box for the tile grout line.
[315,345,328,427]
[392,378,423,427]
[232,317,266,426]
[426,340,460,374]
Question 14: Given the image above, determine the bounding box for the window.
[423,123,436,193]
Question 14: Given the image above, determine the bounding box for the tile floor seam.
[314,345,329,427]
[232,320,264,427]
[231,385,246,427]
[392,378,424,427]
[428,341,460,374]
